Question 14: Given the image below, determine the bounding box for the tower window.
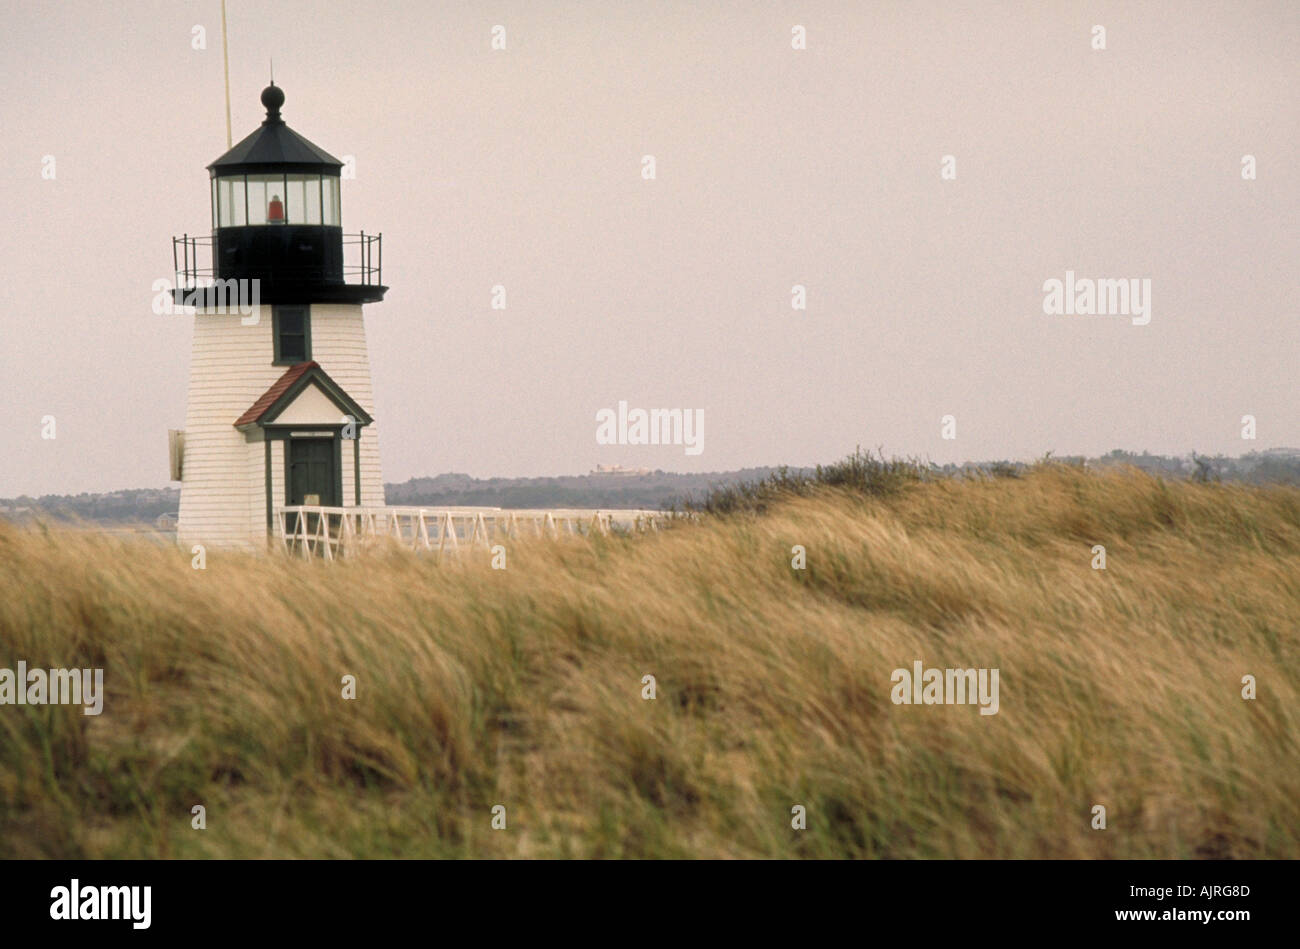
[273,305,311,364]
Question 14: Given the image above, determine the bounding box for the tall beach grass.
[1,462,1297,858]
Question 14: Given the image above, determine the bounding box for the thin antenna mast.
[220,0,233,147]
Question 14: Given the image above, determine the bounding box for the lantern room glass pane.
[265,178,286,224]
[215,177,247,227]
[217,178,233,227]
[304,175,322,224]
[322,176,340,226]
[246,177,268,224]
[285,175,311,224]
[229,178,246,226]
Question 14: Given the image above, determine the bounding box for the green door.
[287,437,338,535]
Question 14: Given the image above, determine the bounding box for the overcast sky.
[1,0,1295,496]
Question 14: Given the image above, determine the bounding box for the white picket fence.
[274,505,669,561]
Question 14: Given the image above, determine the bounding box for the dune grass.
[0,463,1297,858]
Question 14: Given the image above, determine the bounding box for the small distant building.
[171,84,388,548]
[591,464,652,476]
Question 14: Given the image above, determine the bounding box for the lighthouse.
[172,83,388,548]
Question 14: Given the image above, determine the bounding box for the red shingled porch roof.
[233,361,319,427]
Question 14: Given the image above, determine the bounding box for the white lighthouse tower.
[172,83,388,548]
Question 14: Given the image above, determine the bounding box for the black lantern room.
[180,84,386,304]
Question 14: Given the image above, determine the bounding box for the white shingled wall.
[311,304,385,507]
[177,301,383,548]
[246,430,267,542]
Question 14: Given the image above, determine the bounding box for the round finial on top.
[261,83,285,121]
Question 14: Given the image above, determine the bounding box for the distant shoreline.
[3,449,1299,526]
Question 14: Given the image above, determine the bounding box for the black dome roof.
[207,84,343,176]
